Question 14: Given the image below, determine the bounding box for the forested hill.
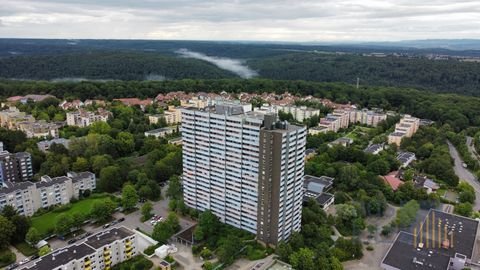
[0,51,236,80]
[1,39,480,96]
[0,79,478,132]
[248,53,480,96]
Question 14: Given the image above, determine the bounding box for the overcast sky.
[0,0,479,41]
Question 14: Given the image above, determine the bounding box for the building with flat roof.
[181,103,306,246]
[21,227,138,270]
[37,138,70,152]
[66,109,111,127]
[303,175,334,210]
[388,115,420,146]
[144,127,176,138]
[0,150,33,183]
[0,171,95,216]
[364,143,385,155]
[381,209,480,270]
[397,151,416,168]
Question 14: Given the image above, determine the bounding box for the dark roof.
[304,175,333,192]
[0,181,34,195]
[316,193,334,206]
[382,209,479,270]
[364,144,384,154]
[305,149,316,156]
[69,172,95,183]
[36,176,70,188]
[23,243,95,270]
[85,227,134,249]
[397,152,416,164]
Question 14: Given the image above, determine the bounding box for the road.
[467,136,480,161]
[447,140,480,209]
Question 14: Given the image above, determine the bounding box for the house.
[382,171,404,191]
[414,175,440,194]
[37,138,70,152]
[397,152,416,168]
[328,137,353,148]
[305,149,316,160]
[303,175,335,210]
[114,98,153,111]
[364,143,385,155]
[144,127,176,138]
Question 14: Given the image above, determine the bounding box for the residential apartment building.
[21,226,138,270]
[0,151,33,183]
[276,105,320,122]
[0,171,95,216]
[316,108,387,134]
[0,107,35,130]
[0,107,61,138]
[388,115,420,146]
[149,106,182,125]
[181,103,306,246]
[144,127,176,138]
[18,120,61,138]
[66,109,111,127]
[37,138,70,152]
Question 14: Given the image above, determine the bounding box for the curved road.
[447,140,480,209]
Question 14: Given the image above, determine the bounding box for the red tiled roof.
[382,171,404,191]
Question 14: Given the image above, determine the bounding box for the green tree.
[217,235,242,264]
[166,175,182,199]
[91,200,117,222]
[10,214,31,243]
[122,184,139,210]
[289,248,316,270]
[455,202,473,217]
[38,245,51,256]
[55,213,74,235]
[26,227,41,246]
[195,210,220,241]
[89,121,111,135]
[0,216,15,248]
[98,165,123,192]
[141,202,153,221]
[72,157,89,172]
[395,200,420,228]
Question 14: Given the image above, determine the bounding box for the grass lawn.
[31,194,114,237]
[14,242,38,257]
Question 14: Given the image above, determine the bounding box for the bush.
[381,224,393,236]
[366,246,374,251]
[143,244,160,256]
[111,255,153,270]
[0,249,15,267]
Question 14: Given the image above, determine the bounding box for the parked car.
[30,255,39,260]
[67,238,77,244]
[462,162,468,168]
[118,217,125,222]
[19,258,29,265]
[103,223,110,229]
[85,232,92,237]
[6,263,19,270]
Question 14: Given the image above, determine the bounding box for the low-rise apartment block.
[21,226,139,270]
[315,108,387,134]
[276,105,320,122]
[388,115,420,146]
[66,109,111,127]
[0,150,33,183]
[37,138,70,152]
[149,106,182,125]
[144,127,176,138]
[0,107,61,138]
[0,171,95,216]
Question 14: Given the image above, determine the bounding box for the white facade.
[0,171,96,216]
[21,227,138,270]
[181,104,306,245]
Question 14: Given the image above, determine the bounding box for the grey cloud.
[176,49,257,78]
[0,0,479,41]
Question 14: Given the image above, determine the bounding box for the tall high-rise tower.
[181,102,306,245]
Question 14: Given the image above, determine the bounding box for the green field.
[31,194,115,237]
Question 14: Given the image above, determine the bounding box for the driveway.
[447,140,480,209]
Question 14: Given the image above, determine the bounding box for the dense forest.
[1,39,480,96]
[0,52,235,80]
[249,53,480,96]
[0,79,478,132]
